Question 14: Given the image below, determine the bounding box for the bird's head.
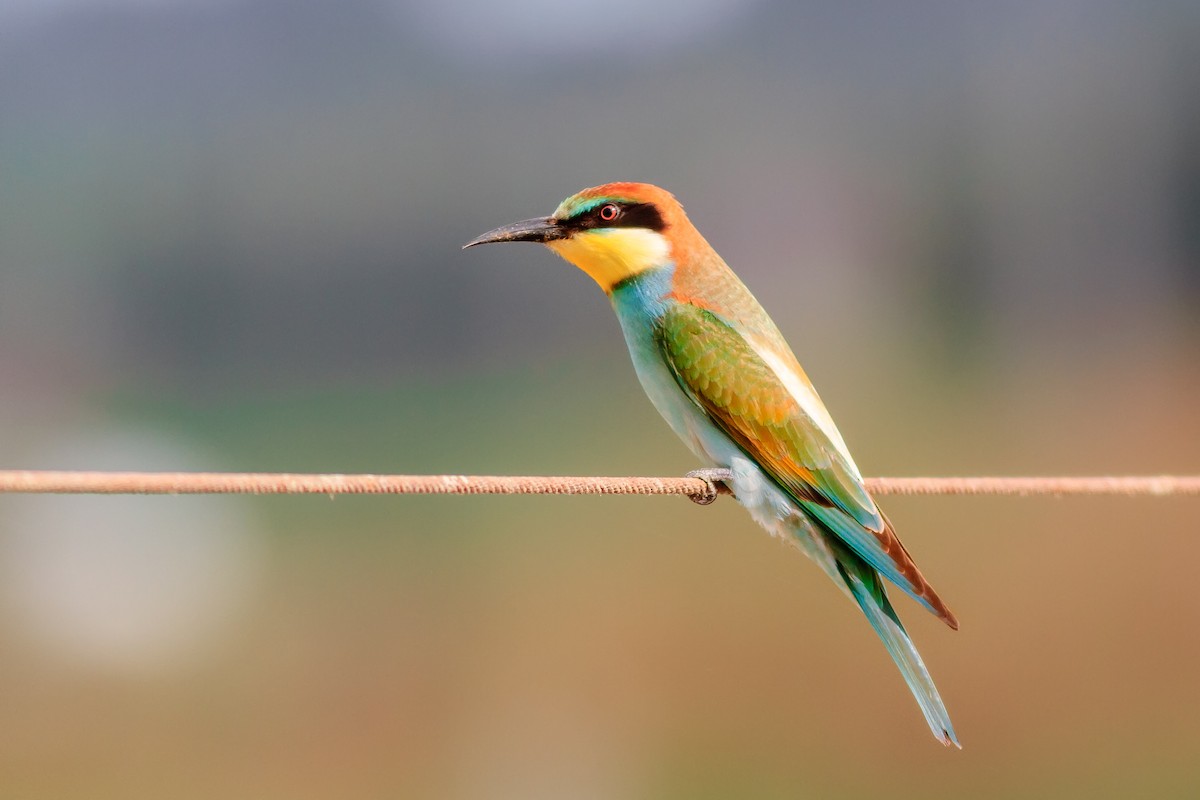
[464,182,690,293]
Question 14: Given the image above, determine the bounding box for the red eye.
[599,204,620,222]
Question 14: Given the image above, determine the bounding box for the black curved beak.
[462,216,566,249]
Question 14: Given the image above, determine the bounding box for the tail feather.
[834,553,960,748]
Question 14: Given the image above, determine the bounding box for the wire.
[0,470,1196,502]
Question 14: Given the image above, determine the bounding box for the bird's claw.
[685,468,735,505]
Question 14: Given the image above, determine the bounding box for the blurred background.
[1,1,1198,797]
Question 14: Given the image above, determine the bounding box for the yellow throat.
[547,228,670,293]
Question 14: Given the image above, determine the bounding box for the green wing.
[656,302,956,628]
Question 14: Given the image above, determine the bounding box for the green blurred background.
[2,1,1199,797]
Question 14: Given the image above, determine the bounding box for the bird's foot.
[685,468,735,505]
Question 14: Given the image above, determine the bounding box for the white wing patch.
[747,337,864,479]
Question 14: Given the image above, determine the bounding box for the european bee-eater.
[464,182,960,747]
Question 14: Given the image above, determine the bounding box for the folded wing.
[655,302,957,629]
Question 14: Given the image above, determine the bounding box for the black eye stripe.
[561,202,667,233]
[614,202,667,232]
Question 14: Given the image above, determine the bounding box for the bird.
[464,182,960,747]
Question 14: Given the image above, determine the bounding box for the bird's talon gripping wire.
[685,468,734,505]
